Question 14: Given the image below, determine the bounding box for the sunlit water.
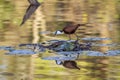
[0,0,120,80]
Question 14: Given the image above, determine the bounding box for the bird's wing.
[28,0,40,5]
[20,3,40,26]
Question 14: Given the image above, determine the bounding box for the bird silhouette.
[20,0,41,26]
[55,60,80,70]
[63,61,80,70]
[55,23,85,40]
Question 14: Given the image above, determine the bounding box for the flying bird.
[20,0,41,26]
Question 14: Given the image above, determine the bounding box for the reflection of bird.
[56,60,80,70]
[20,0,41,26]
[55,23,85,40]
[63,61,80,70]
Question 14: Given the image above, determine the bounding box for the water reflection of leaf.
[105,50,120,56]
[81,37,111,41]
[0,46,14,51]
[42,56,76,60]
[92,43,119,47]
[56,50,120,57]
[5,49,36,55]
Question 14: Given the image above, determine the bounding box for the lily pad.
[0,72,14,76]
[56,50,120,57]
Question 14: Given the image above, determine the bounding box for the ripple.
[92,43,119,47]
[0,46,14,51]
[0,72,14,76]
[5,49,36,55]
[55,50,120,56]
[56,51,80,55]
[81,37,111,41]
[42,56,76,60]
[105,50,120,56]
[83,51,105,56]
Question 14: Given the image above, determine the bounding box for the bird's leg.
[68,35,71,40]
[74,33,79,40]
[76,53,80,59]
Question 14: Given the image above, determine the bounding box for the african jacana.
[55,23,85,40]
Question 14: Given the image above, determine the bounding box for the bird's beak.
[54,31,58,35]
[54,30,63,35]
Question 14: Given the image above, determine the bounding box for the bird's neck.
[75,25,80,29]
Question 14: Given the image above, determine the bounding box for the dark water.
[0,0,120,80]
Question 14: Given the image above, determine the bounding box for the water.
[0,0,120,80]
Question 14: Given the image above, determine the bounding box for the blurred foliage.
[38,0,44,3]
[0,0,14,29]
[116,0,120,20]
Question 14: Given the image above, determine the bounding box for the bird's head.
[54,30,63,35]
[55,60,63,65]
[63,61,80,70]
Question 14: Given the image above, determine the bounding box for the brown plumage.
[55,23,85,40]
[63,61,80,70]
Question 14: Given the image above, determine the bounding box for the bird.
[55,23,85,40]
[63,61,80,70]
[20,0,41,26]
[55,60,80,70]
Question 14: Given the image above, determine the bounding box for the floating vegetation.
[56,50,120,56]
[0,39,119,57]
